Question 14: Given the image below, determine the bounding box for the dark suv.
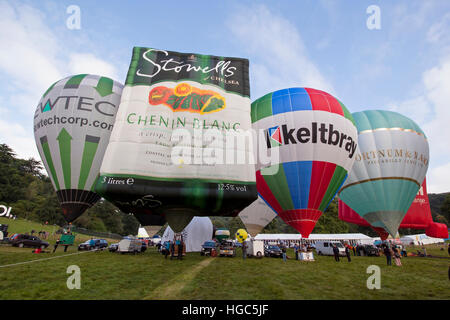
[78,239,108,251]
[10,234,49,249]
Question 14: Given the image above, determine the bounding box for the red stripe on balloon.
[305,88,344,116]
[278,209,323,238]
[308,161,337,209]
[256,170,283,214]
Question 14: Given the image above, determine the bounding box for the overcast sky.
[0,0,449,193]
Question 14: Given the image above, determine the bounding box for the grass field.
[0,218,449,300]
[0,217,117,244]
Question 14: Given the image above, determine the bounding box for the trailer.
[245,239,264,258]
[117,237,142,254]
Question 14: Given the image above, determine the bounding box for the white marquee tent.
[162,216,213,252]
[400,234,445,245]
[254,233,374,245]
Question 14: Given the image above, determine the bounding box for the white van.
[314,241,346,256]
[245,239,264,258]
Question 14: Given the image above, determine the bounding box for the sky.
[0,0,449,193]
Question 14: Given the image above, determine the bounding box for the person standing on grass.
[164,241,170,259]
[332,244,340,262]
[383,245,392,266]
[352,244,356,256]
[242,241,247,260]
[345,245,351,262]
[281,244,287,262]
[170,240,176,260]
[392,246,402,266]
[177,237,183,260]
[422,245,427,257]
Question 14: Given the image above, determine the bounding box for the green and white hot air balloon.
[338,110,429,237]
[33,74,123,222]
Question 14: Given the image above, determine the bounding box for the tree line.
[0,143,448,237]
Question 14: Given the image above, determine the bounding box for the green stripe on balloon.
[337,100,355,127]
[78,135,100,189]
[251,92,273,123]
[64,74,88,89]
[94,77,114,97]
[42,81,58,98]
[260,164,294,211]
[319,165,347,212]
[40,136,60,190]
[57,128,72,189]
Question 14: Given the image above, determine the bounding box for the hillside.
[1,143,448,236]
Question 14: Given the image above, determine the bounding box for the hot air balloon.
[214,228,230,242]
[339,179,435,239]
[338,110,429,237]
[252,88,358,237]
[239,195,277,237]
[95,47,257,233]
[34,74,123,222]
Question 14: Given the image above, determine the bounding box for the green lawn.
[0,217,116,244]
[0,243,448,300]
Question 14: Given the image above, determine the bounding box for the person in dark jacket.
[170,241,176,260]
[333,245,340,262]
[383,245,392,266]
[177,238,183,260]
[345,246,351,262]
[281,244,287,262]
[242,241,247,260]
[352,245,356,256]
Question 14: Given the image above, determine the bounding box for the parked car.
[219,240,236,257]
[10,234,49,249]
[264,245,282,258]
[108,243,119,252]
[201,240,219,256]
[315,241,346,256]
[363,244,380,256]
[78,239,108,251]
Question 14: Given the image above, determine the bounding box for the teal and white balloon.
[338,110,429,237]
[33,74,123,222]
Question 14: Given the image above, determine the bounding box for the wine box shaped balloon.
[96,47,257,232]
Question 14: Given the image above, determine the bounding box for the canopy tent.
[400,234,445,245]
[162,217,213,252]
[254,233,374,245]
[137,227,149,238]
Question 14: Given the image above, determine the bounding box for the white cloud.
[229,5,334,99]
[68,53,119,80]
[0,1,120,160]
[428,163,450,194]
[427,13,450,44]
[389,56,450,193]
[0,119,38,160]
